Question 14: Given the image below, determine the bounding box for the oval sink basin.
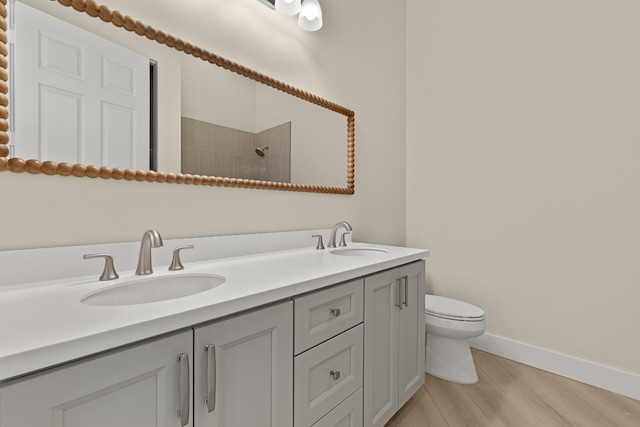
[81,273,225,306]
[329,247,389,257]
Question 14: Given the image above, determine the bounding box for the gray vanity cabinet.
[193,301,294,427]
[363,260,426,427]
[0,330,193,427]
[0,260,426,427]
[0,301,294,427]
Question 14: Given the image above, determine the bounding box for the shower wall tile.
[181,116,291,183]
[238,132,256,157]
[181,117,212,150]
[257,122,291,183]
[182,146,211,176]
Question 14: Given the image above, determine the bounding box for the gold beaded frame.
[0,0,355,194]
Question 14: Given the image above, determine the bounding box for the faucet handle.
[312,235,325,250]
[169,245,195,271]
[83,254,119,281]
[339,231,351,247]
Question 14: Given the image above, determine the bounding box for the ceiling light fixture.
[298,0,322,32]
[275,0,301,16]
[259,0,323,32]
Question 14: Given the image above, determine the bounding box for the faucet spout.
[135,229,163,275]
[328,221,352,248]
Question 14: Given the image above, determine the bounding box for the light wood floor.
[386,349,640,427]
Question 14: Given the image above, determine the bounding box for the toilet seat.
[425,295,485,322]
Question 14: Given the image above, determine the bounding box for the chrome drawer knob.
[330,308,341,317]
[330,370,341,381]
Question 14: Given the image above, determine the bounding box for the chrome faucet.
[327,221,352,248]
[135,230,163,275]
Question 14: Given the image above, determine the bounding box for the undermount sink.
[329,247,390,256]
[81,273,225,306]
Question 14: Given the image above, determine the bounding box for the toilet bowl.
[425,295,485,384]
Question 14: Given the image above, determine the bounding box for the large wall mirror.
[0,0,355,194]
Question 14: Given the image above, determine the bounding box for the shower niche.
[181,118,292,183]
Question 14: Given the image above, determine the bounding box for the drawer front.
[294,325,364,427]
[312,388,363,427]
[294,279,363,354]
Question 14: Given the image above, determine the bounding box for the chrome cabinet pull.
[330,370,341,381]
[177,353,190,427]
[403,275,409,308]
[205,344,216,413]
[330,308,341,317]
[396,278,403,310]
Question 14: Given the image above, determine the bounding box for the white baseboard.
[469,333,640,401]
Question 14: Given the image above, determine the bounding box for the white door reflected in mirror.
[13,2,151,170]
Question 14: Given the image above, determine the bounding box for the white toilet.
[424,295,486,384]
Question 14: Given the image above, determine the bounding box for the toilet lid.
[425,295,485,321]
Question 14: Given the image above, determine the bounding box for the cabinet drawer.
[312,388,363,427]
[294,279,363,354]
[294,324,363,427]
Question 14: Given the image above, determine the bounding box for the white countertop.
[0,242,428,382]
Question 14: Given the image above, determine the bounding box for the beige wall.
[407,0,640,374]
[6,0,637,380]
[2,0,407,249]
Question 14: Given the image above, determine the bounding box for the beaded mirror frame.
[0,0,355,194]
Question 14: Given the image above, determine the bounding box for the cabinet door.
[0,331,193,427]
[398,261,426,407]
[194,301,293,427]
[363,268,399,427]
